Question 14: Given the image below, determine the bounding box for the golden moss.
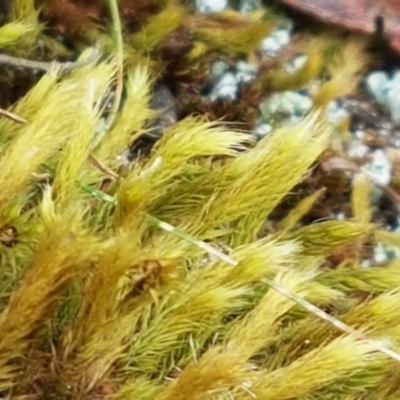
[0,1,399,399]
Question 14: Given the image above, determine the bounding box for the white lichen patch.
[366,71,400,124]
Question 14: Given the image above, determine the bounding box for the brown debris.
[39,0,158,35]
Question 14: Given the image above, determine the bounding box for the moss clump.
[0,1,400,399]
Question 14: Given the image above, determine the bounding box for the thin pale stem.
[104,0,124,132]
[0,45,101,72]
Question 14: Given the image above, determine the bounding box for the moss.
[0,1,399,399]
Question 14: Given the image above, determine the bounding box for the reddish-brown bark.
[281,0,400,54]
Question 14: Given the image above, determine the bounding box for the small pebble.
[326,100,349,125]
[261,22,293,56]
[210,60,230,82]
[259,90,313,122]
[372,243,390,265]
[285,54,307,74]
[347,139,370,159]
[363,149,392,187]
[236,60,257,83]
[239,0,263,14]
[366,70,400,124]
[333,212,346,221]
[209,72,239,101]
[253,122,272,139]
[365,71,390,106]
[196,0,227,13]
[387,73,400,124]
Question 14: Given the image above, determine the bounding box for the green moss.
[0,1,399,399]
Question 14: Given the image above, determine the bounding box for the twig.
[145,214,238,266]
[74,178,237,264]
[0,108,27,124]
[31,172,53,181]
[0,45,101,72]
[262,277,400,363]
[322,156,400,213]
[88,154,120,180]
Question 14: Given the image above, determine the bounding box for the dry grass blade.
[0,108,27,124]
[0,44,101,72]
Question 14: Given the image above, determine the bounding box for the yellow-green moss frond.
[225,237,300,287]
[9,0,42,53]
[11,0,36,20]
[375,229,400,251]
[0,196,41,300]
[319,261,400,295]
[129,6,186,53]
[265,36,325,91]
[286,289,400,353]
[116,118,251,226]
[313,38,370,106]
[61,313,135,394]
[0,61,117,215]
[53,61,116,206]
[155,344,251,400]
[266,266,400,374]
[0,190,99,390]
[295,277,346,314]
[352,172,372,224]
[187,9,274,54]
[157,268,321,400]
[0,69,59,142]
[55,228,166,394]
[150,117,250,172]
[283,220,373,256]
[112,377,163,400]
[343,289,400,336]
[227,268,317,358]
[0,69,73,215]
[1,3,398,396]
[192,112,329,240]
[121,237,300,378]
[95,65,154,164]
[371,367,400,400]
[129,112,330,240]
[69,230,143,345]
[0,21,37,47]
[123,280,248,376]
[279,188,327,232]
[248,336,386,399]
